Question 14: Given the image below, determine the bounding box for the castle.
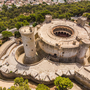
[19,15,90,65]
[0,15,90,89]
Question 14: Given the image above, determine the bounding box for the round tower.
[19,25,36,64]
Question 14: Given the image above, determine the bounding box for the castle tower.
[77,16,87,27]
[45,15,52,23]
[19,25,36,64]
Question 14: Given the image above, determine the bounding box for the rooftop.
[19,26,34,35]
[38,19,90,48]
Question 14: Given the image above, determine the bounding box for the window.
[54,54,57,58]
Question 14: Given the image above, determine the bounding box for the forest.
[0,1,90,32]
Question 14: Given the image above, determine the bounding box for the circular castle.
[0,15,90,89]
[19,15,90,65]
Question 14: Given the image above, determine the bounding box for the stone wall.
[0,66,54,85]
[15,45,24,60]
[75,72,90,89]
[38,40,79,63]
[0,40,15,59]
[77,44,89,64]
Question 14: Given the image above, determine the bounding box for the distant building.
[58,0,65,3]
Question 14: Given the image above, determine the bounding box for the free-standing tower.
[19,25,36,64]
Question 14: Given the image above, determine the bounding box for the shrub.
[8,77,31,90]
[0,87,2,90]
[2,31,13,39]
[10,71,12,73]
[54,76,73,90]
[14,77,24,86]
[33,22,37,27]
[36,84,50,90]
[14,31,21,38]
[3,87,6,90]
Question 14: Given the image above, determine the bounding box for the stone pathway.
[75,65,90,89]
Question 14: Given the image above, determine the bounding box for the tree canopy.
[0,1,90,30]
[54,76,73,90]
[2,31,13,38]
[7,77,31,90]
[36,84,50,90]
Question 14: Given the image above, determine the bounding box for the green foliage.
[14,31,21,38]
[1,1,90,32]
[0,22,6,33]
[2,4,7,11]
[59,14,66,19]
[3,87,6,90]
[10,71,12,73]
[33,22,37,27]
[89,22,90,26]
[41,10,51,17]
[23,20,29,26]
[65,13,72,20]
[71,19,74,22]
[54,76,73,90]
[15,20,29,29]
[24,84,31,90]
[26,14,36,22]
[2,31,13,38]
[64,0,66,2]
[0,87,2,90]
[36,14,44,23]
[24,79,28,84]
[14,77,29,86]
[18,15,26,22]
[43,2,47,4]
[36,84,50,90]
[15,22,23,29]
[7,86,15,90]
[14,77,24,86]
[83,13,90,19]
[29,14,36,22]
[7,85,31,90]
[7,77,31,90]
[0,87,6,90]
[12,4,17,9]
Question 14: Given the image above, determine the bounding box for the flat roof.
[38,19,90,48]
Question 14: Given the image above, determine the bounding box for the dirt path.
[0,79,14,89]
